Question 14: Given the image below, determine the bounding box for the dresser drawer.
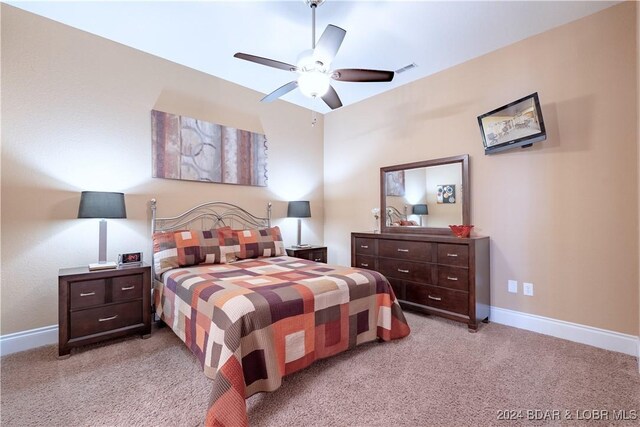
[379,240,430,261]
[437,244,469,267]
[354,238,376,256]
[405,283,468,315]
[112,274,143,302]
[69,301,142,339]
[386,278,405,300]
[437,266,469,291]
[378,258,432,283]
[354,255,376,270]
[70,279,106,309]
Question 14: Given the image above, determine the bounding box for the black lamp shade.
[412,204,429,215]
[287,201,311,218]
[78,191,127,219]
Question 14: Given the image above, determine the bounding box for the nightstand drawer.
[286,246,327,263]
[112,274,143,302]
[310,249,327,263]
[70,279,106,309]
[69,301,142,339]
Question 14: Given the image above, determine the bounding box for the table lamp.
[78,191,127,270]
[412,204,428,226]
[287,201,311,248]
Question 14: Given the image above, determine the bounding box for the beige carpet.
[1,313,638,426]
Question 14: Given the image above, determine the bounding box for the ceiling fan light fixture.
[297,49,327,72]
[233,0,398,110]
[298,70,330,98]
[297,49,316,69]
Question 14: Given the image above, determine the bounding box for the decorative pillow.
[173,227,238,266]
[235,226,285,259]
[152,231,180,278]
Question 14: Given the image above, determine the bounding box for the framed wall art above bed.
[151,110,268,187]
[149,199,411,426]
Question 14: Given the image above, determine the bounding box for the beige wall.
[324,2,639,335]
[0,5,324,334]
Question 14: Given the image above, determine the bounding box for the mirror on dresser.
[380,154,469,235]
[352,154,489,331]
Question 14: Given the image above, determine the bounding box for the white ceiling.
[7,0,619,114]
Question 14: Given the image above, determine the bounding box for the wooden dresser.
[351,232,490,331]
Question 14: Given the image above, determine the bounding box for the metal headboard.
[386,205,407,226]
[150,199,272,234]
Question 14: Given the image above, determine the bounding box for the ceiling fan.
[233,0,395,110]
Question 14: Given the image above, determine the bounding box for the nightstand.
[58,264,151,358]
[286,246,327,263]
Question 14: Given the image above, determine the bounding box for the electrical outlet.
[523,282,534,296]
[508,280,518,293]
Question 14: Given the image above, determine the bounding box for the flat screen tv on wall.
[477,92,546,155]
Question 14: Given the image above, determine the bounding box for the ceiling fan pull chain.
[311,3,316,49]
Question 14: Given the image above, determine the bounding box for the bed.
[150,200,410,426]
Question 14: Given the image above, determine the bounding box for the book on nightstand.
[88,261,118,271]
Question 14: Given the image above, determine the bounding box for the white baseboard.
[490,307,638,357]
[0,325,58,356]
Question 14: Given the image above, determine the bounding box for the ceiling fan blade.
[260,81,299,103]
[234,53,297,72]
[332,68,395,82]
[313,25,346,65]
[321,85,343,110]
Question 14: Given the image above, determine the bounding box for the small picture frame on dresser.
[118,251,143,267]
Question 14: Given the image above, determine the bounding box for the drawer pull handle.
[360,245,369,249]
[98,315,118,322]
[361,263,369,267]
[398,268,409,273]
[80,292,95,297]
[397,248,409,252]
[121,286,135,291]
[428,295,442,301]
[447,276,458,281]
[447,253,458,257]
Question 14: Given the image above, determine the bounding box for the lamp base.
[291,243,311,248]
[88,261,117,271]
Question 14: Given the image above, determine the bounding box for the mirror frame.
[380,154,470,235]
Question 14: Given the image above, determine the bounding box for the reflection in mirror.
[380,155,469,235]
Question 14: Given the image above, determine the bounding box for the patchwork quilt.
[155,256,410,426]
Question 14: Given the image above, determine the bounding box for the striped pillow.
[174,227,238,266]
[235,226,285,259]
